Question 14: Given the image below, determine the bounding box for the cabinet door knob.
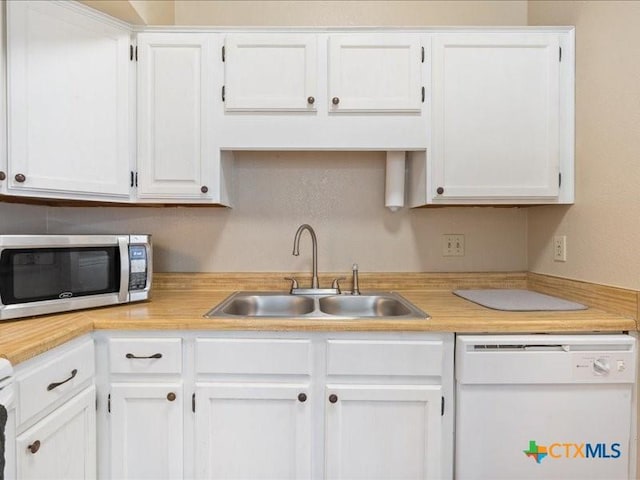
[436,187,444,195]
[298,393,307,403]
[167,392,176,402]
[307,96,315,105]
[332,97,340,105]
[328,394,338,404]
[201,185,209,194]
[15,173,26,183]
[0,171,5,181]
[28,440,41,454]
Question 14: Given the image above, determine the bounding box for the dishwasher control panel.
[571,351,635,381]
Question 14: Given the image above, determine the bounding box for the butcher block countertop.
[0,272,637,365]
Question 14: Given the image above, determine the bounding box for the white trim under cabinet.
[6,0,132,201]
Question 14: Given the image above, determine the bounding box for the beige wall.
[1,0,531,273]
[174,0,527,26]
[13,153,527,273]
[527,1,640,290]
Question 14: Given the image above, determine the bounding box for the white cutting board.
[453,289,587,311]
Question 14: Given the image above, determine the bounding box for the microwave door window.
[8,251,67,302]
[0,247,120,305]
[69,249,119,295]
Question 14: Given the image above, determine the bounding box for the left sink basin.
[205,293,315,317]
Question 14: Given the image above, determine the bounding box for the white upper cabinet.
[136,33,221,202]
[328,34,423,113]
[223,34,317,112]
[6,1,131,201]
[428,32,567,203]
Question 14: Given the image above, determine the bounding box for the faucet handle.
[331,277,346,294]
[284,277,299,293]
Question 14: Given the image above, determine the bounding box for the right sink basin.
[318,294,413,317]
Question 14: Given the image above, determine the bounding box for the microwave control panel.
[128,245,148,291]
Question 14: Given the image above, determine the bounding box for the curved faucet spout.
[292,224,319,289]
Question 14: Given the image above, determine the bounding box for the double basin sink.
[205,291,428,320]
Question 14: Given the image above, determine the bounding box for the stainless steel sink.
[318,295,412,317]
[218,294,315,317]
[205,292,428,320]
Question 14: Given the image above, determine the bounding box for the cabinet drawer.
[17,338,95,425]
[196,339,311,375]
[109,338,182,374]
[326,339,443,377]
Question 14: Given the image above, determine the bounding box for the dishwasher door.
[455,334,637,480]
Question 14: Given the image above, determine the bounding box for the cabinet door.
[6,1,131,199]
[109,383,183,479]
[431,33,560,200]
[16,386,96,480]
[325,384,442,480]
[195,383,312,479]
[224,34,317,112]
[328,34,423,112]
[137,33,213,200]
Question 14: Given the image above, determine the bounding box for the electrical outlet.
[553,235,567,262]
[443,234,465,256]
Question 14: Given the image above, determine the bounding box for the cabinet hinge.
[192,393,196,413]
[441,396,445,416]
[559,172,562,187]
[222,85,226,102]
[108,394,111,413]
[222,45,225,62]
[421,86,425,103]
[559,46,562,62]
[421,46,425,63]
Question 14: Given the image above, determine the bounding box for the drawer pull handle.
[28,440,41,454]
[329,394,338,404]
[297,393,307,403]
[167,392,176,402]
[126,353,162,359]
[47,369,77,391]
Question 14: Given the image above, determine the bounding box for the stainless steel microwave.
[0,235,151,320]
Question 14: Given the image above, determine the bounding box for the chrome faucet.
[292,224,319,289]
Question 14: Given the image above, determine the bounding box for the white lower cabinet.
[14,336,97,480]
[16,386,96,480]
[325,384,442,479]
[194,383,312,479]
[109,383,183,479]
[97,331,454,480]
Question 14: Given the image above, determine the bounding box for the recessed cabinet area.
[1,1,575,206]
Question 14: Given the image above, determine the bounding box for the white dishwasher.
[455,334,637,480]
